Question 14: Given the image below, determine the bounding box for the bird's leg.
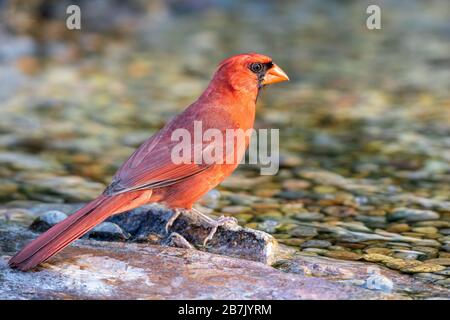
[191,207,238,246]
[164,208,182,233]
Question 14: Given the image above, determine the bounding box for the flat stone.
[1,225,408,300]
[289,225,318,238]
[292,212,325,221]
[388,208,440,222]
[412,227,438,235]
[424,258,450,266]
[324,251,362,261]
[107,204,279,264]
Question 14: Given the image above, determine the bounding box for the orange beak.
[262,63,289,85]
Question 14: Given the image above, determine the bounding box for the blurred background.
[0,0,449,288]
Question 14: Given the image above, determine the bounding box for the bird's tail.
[8,191,148,271]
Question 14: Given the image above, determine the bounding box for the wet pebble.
[289,225,318,238]
[324,251,362,261]
[388,208,440,222]
[86,222,130,241]
[424,258,450,266]
[29,210,68,232]
[301,240,332,249]
[292,212,324,221]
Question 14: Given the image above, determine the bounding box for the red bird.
[9,53,289,271]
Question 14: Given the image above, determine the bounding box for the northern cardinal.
[9,53,289,271]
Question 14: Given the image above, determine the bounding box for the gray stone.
[301,240,332,248]
[289,225,318,238]
[0,225,406,300]
[86,222,130,241]
[388,208,440,222]
[29,210,68,232]
[275,254,449,299]
[292,212,325,221]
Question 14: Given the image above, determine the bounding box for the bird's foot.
[164,208,182,234]
[202,215,238,246]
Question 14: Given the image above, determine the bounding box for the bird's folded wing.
[105,127,215,195]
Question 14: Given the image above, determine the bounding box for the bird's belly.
[151,163,238,209]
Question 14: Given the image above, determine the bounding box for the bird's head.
[213,53,289,93]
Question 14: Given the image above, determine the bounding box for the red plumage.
[9,53,288,270]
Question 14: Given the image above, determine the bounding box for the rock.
[323,206,357,218]
[365,273,394,292]
[0,152,60,172]
[86,222,130,241]
[29,210,68,232]
[388,208,440,222]
[387,223,410,233]
[292,212,325,221]
[301,240,332,249]
[365,247,392,255]
[1,225,408,300]
[435,279,450,288]
[392,249,426,260]
[198,189,221,208]
[324,251,362,261]
[414,273,446,283]
[220,205,252,214]
[275,254,448,298]
[289,225,318,238]
[424,258,450,266]
[363,253,446,273]
[26,203,278,265]
[412,227,438,235]
[106,204,278,264]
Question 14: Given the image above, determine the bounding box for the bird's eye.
[249,63,263,73]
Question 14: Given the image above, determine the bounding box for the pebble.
[221,206,251,214]
[413,273,446,283]
[29,210,68,232]
[364,273,394,292]
[387,208,440,222]
[301,240,332,249]
[322,206,357,218]
[392,249,426,260]
[424,258,450,266]
[289,225,318,238]
[292,212,325,221]
[435,278,450,288]
[324,251,362,261]
[302,248,329,255]
[86,222,129,241]
[386,223,410,233]
[365,247,392,255]
[411,226,438,235]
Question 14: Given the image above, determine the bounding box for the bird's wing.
[105,111,235,195]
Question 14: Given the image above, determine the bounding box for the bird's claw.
[164,209,182,234]
[202,215,238,246]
